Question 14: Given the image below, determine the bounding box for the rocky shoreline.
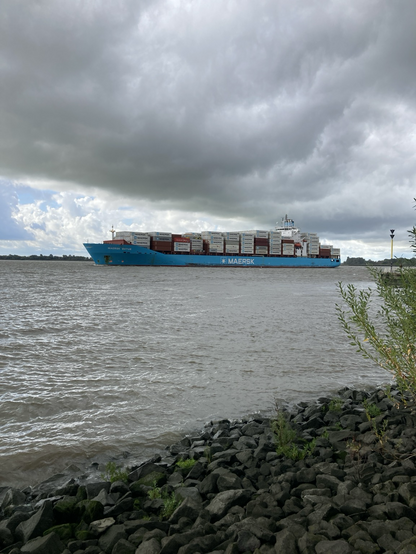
[2,385,416,554]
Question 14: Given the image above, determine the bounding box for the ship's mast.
[110,225,116,239]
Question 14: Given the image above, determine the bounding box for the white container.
[223,232,240,241]
[174,242,191,252]
[225,245,239,253]
[132,239,150,245]
[202,231,223,237]
[282,244,295,255]
[245,230,269,238]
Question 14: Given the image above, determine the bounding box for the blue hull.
[84,243,340,268]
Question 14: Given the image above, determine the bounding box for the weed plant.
[328,398,343,412]
[101,462,128,483]
[271,411,316,460]
[147,482,182,520]
[176,458,196,471]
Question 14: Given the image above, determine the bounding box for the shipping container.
[282,244,295,255]
[201,231,223,237]
[225,245,240,254]
[223,232,240,241]
[131,240,150,247]
[103,239,130,244]
[174,242,191,252]
[173,237,191,243]
[245,230,269,238]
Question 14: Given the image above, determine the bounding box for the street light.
[390,229,395,272]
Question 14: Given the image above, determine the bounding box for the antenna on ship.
[110,225,116,239]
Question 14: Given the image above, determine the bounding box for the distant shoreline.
[0,255,92,261]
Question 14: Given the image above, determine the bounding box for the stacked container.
[282,239,295,256]
[240,232,255,255]
[190,239,204,252]
[148,233,172,252]
[246,230,269,238]
[301,233,319,256]
[319,245,332,258]
[173,235,191,253]
[201,232,224,254]
[269,231,282,256]
[223,232,240,254]
[183,233,204,253]
[115,232,151,247]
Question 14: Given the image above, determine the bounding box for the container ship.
[84,216,341,268]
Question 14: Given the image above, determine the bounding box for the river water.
[0,261,388,488]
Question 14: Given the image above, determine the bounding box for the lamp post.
[390,229,395,272]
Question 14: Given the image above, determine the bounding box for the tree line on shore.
[0,254,92,261]
[343,256,416,266]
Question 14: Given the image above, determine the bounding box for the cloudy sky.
[1,0,415,259]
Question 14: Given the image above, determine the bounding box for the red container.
[173,237,191,243]
[254,238,269,246]
[319,248,331,257]
[151,240,172,251]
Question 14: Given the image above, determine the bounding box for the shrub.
[336,211,416,396]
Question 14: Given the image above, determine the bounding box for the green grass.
[100,462,128,483]
[176,458,197,471]
[271,411,316,460]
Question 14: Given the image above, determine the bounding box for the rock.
[168,497,202,524]
[128,463,167,483]
[206,489,252,521]
[111,537,136,554]
[98,524,127,554]
[85,482,110,499]
[15,501,55,543]
[1,489,27,510]
[216,471,242,491]
[88,517,115,536]
[136,538,162,554]
[20,532,65,553]
[274,528,298,554]
[315,539,352,553]
[385,501,416,520]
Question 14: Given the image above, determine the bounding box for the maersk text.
[223,258,255,265]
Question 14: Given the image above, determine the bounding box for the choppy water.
[0,261,387,488]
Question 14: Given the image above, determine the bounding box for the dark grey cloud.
[0,0,415,240]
